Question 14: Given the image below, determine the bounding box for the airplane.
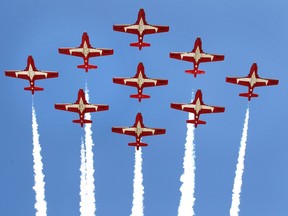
[112,112,166,150]
[58,32,114,72]
[169,37,225,77]
[113,62,168,102]
[113,8,169,50]
[5,55,58,94]
[54,89,109,127]
[171,89,225,127]
[226,63,279,101]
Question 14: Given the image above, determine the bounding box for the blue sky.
[1,0,288,215]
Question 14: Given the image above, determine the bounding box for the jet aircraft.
[55,89,109,127]
[5,56,58,94]
[113,62,168,102]
[113,8,169,50]
[58,32,114,72]
[170,37,225,77]
[171,89,225,127]
[112,112,166,150]
[226,63,279,100]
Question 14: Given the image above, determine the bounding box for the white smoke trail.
[84,87,96,216]
[32,100,47,216]
[130,148,144,216]
[230,106,250,216]
[79,137,88,216]
[178,112,196,216]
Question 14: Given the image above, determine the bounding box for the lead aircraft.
[170,37,225,77]
[5,56,58,94]
[58,32,114,72]
[55,89,109,127]
[113,62,168,102]
[113,8,169,50]
[112,112,166,150]
[171,89,225,127]
[226,63,279,101]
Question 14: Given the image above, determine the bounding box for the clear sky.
[1,0,288,216]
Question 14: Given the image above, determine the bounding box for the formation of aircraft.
[5,56,58,94]
[4,9,279,150]
[226,63,279,101]
[58,32,114,72]
[171,89,225,127]
[170,37,225,77]
[113,62,168,102]
[54,89,109,127]
[112,112,166,150]
[113,8,169,50]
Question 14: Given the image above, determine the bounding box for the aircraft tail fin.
[73,119,92,127]
[128,142,148,150]
[130,42,150,50]
[77,64,97,72]
[24,86,44,94]
[186,119,206,128]
[185,69,205,78]
[239,92,258,101]
[130,94,150,102]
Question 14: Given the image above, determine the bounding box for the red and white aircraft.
[112,112,166,150]
[58,32,114,72]
[113,62,168,102]
[113,8,169,50]
[226,63,279,101]
[171,89,225,127]
[5,56,58,94]
[170,37,225,77]
[55,89,109,127]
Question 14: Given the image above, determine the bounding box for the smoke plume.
[230,106,250,216]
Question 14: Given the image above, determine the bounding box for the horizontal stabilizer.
[186,119,206,128]
[128,142,148,150]
[130,94,150,102]
[239,92,258,101]
[77,64,97,72]
[24,86,44,94]
[130,42,150,50]
[73,119,92,127]
[185,69,205,78]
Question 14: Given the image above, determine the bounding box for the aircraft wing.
[226,77,279,87]
[142,78,168,88]
[200,53,225,63]
[54,104,80,113]
[170,52,196,62]
[113,24,139,34]
[170,52,224,63]
[171,103,225,114]
[113,77,138,87]
[253,78,279,87]
[198,105,225,114]
[84,104,109,113]
[112,126,137,136]
[55,104,108,113]
[143,25,169,35]
[59,48,83,57]
[88,48,113,57]
[113,77,168,88]
[226,76,250,87]
[141,127,166,136]
[171,103,197,113]
[34,71,58,80]
[112,126,165,136]
[113,24,169,35]
[5,71,30,80]
[59,47,113,57]
[5,70,58,80]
